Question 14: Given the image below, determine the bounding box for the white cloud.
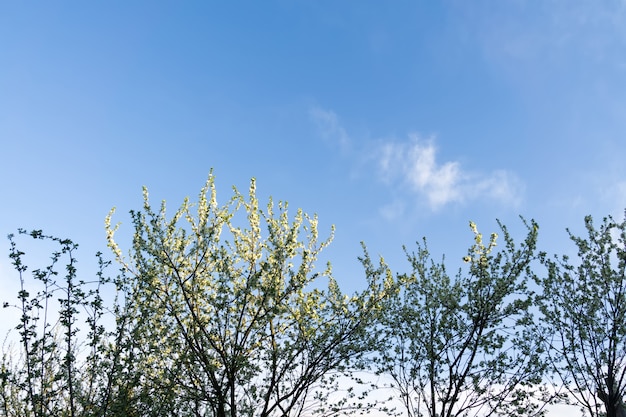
[309,107,524,213]
[309,107,351,152]
[376,135,523,211]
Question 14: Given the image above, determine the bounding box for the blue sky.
[3,0,626,289]
[1,2,626,415]
[2,0,626,364]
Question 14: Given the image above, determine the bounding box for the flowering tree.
[105,173,393,417]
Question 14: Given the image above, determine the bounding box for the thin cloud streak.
[309,107,351,152]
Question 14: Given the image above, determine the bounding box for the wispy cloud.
[376,135,523,211]
[600,180,626,220]
[309,107,351,152]
[451,1,626,79]
[309,107,524,214]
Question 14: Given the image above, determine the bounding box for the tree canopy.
[536,213,626,417]
[2,174,625,417]
[373,219,549,417]
[104,173,393,417]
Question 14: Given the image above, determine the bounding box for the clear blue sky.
[2,0,626,322]
[3,1,626,286]
[1,2,625,415]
